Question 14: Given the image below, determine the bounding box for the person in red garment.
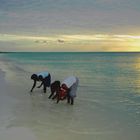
[48,80,67,101]
[48,81,61,99]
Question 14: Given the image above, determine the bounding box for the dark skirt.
[44,74,51,87]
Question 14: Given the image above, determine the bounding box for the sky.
[0,0,140,52]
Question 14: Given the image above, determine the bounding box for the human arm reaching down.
[30,80,37,92]
[37,81,43,88]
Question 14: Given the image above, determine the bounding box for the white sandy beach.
[0,68,38,140]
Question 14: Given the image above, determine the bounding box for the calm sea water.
[0,52,140,140]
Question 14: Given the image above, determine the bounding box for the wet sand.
[0,69,38,140]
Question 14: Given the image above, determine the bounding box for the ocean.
[0,52,140,140]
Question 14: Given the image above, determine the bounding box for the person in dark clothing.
[48,81,61,99]
[30,72,51,93]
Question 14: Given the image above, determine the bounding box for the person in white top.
[57,76,79,105]
[30,71,51,93]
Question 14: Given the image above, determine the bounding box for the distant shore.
[1,51,140,53]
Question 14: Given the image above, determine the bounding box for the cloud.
[0,34,140,42]
[0,0,140,35]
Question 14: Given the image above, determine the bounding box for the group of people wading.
[30,71,79,105]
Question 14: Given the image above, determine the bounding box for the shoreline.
[0,68,5,81]
[0,63,38,140]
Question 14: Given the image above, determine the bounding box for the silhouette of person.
[48,80,61,99]
[30,71,51,93]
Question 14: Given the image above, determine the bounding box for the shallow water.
[0,52,140,140]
